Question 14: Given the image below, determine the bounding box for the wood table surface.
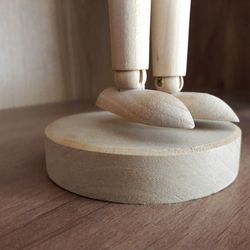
[0,99,249,250]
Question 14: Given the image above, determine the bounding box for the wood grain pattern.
[108,0,151,71]
[0,0,249,109]
[96,88,194,128]
[175,92,239,122]
[151,0,191,77]
[108,0,151,89]
[186,0,250,95]
[45,111,241,204]
[0,100,249,249]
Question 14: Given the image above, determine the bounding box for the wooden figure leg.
[108,0,151,90]
[98,0,239,127]
[152,0,191,94]
[151,0,239,123]
[96,0,195,129]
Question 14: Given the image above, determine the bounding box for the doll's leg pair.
[96,0,238,128]
[108,0,190,93]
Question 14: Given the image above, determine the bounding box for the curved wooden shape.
[175,92,239,122]
[96,88,195,129]
[45,112,241,204]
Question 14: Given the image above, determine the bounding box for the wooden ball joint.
[45,0,241,204]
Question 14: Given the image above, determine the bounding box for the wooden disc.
[45,111,241,204]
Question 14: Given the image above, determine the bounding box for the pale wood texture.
[0,100,249,249]
[96,88,194,129]
[45,111,241,204]
[151,0,191,77]
[175,92,239,122]
[155,76,184,94]
[96,88,239,128]
[113,70,147,90]
[108,0,151,89]
[108,0,151,71]
[0,1,249,110]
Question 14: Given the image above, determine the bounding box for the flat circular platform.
[45,111,241,204]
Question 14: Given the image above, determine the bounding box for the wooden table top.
[0,99,249,250]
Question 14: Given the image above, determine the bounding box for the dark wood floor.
[0,99,249,250]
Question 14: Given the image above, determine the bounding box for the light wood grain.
[155,76,184,94]
[0,0,249,110]
[45,111,241,204]
[151,0,191,94]
[108,0,151,71]
[108,0,151,89]
[175,92,239,122]
[113,70,147,90]
[0,100,249,249]
[151,0,191,77]
[96,88,194,129]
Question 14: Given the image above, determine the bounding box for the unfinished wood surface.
[114,70,147,90]
[96,88,194,129]
[45,111,241,204]
[108,0,151,71]
[151,0,191,77]
[0,100,249,249]
[108,0,151,89]
[0,0,249,110]
[176,92,239,122]
[155,76,184,94]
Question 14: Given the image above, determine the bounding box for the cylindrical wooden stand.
[45,112,241,204]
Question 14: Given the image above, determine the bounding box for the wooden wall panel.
[186,0,250,96]
[54,0,112,101]
[0,0,249,110]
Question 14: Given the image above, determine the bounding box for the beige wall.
[0,0,249,110]
[0,0,112,109]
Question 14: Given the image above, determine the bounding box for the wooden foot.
[45,111,241,204]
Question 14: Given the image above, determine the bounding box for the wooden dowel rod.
[152,0,191,93]
[108,0,151,89]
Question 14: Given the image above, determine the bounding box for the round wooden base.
[45,111,241,204]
